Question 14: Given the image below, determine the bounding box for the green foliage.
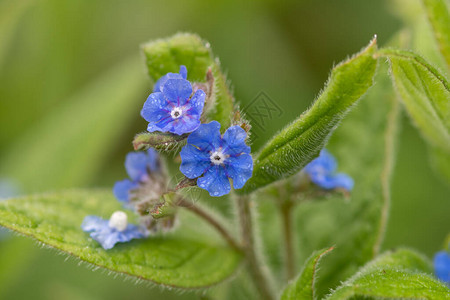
[141,33,235,128]
[239,37,378,194]
[281,247,334,300]
[0,0,33,68]
[378,48,450,152]
[326,248,450,299]
[422,0,450,70]
[0,57,147,193]
[0,190,242,288]
[296,61,400,296]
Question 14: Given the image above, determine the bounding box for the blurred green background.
[0,0,448,299]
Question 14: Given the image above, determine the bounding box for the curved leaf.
[326,249,450,299]
[141,33,235,128]
[281,247,334,300]
[422,0,450,69]
[378,48,450,152]
[239,37,378,194]
[296,61,400,296]
[0,190,242,289]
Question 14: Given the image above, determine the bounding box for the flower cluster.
[82,149,169,250]
[304,149,354,191]
[82,66,254,249]
[434,250,450,285]
[141,65,253,197]
[113,148,160,205]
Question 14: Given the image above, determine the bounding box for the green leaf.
[422,0,450,70]
[0,189,242,288]
[239,37,378,194]
[0,56,147,192]
[296,60,400,296]
[141,33,235,128]
[281,247,334,300]
[378,48,450,152]
[326,248,450,299]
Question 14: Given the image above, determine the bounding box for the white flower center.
[170,107,183,119]
[108,211,128,232]
[210,150,226,165]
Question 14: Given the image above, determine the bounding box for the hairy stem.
[236,195,275,300]
[280,198,295,280]
[176,197,241,252]
[373,96,400,256]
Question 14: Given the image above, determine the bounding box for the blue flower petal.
[81,215,107,232]
[81,216,146,250]
[153,65,188,93]
[305,149,337,175]
[125,152,149,182]
[141,92,168,123]
[225,154,253,189]
[198,165,231,197]
[161,79,192,106]
[180,144,211,179]
[187,121,222,152]
[174,116,201,135]
[147,114,174,133]
[185,89,206,116]
[179,65,187,79]
[434,251,450,283]
[113,179,138,203]
[146,148,159,171]
[222,125,251,156]
[332,173,354,190]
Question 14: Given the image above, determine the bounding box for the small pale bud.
[108,211,128,232]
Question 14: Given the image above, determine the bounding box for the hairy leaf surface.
[0,190,242,288]
[281,247,334,300]
[326,249,450,299]
[239,38,378,194]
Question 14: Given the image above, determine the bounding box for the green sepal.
[150,193,177,219]
[133,131,187,152]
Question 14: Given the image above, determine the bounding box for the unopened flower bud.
[108,211,128,232]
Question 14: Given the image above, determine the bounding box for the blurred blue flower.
[434,251,450,284]
[180,121,253,197]
[141,66,206,135]
[81,211,146,250]
[153,65,187,93]
[304,149,354,191]
[113,149,159,205]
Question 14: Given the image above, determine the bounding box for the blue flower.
[180,121,253,197]
[141,66,206,135]
[434,251,450,284]
[153,65,187,93]
[304,149,354,191]
[81,211,147,250]
[113,149,159,205]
